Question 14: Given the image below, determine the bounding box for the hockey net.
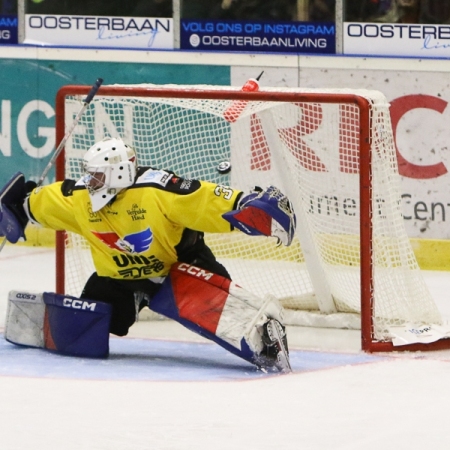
[54,83,450,352]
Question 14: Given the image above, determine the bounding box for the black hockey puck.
[217,161,231,174]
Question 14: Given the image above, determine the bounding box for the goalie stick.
[0,78,104,252]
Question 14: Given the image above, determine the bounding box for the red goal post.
[54,82,450,353]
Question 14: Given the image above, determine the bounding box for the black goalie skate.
[257,319,292,374]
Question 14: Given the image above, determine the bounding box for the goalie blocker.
[0,172,37,244]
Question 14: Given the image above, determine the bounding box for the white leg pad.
[5,290,45,348]
[239,292,285,354]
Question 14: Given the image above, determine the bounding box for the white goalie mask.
[82,137,137,212]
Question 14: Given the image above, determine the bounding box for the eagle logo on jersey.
[92,228,153,254]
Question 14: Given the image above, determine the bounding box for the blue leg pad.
[43,293,112,358]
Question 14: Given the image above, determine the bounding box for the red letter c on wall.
[390,94,447,179]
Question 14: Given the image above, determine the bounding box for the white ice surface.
[2,244,450,450]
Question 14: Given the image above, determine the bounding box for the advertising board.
[0,15,17,44]
[344,22,450,58]
[24,15,173,49]
[181,20,335,54]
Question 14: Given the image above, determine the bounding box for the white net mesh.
[59,84,442,342]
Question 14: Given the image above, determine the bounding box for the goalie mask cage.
[54,83,450,353]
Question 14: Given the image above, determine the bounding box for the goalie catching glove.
[223,185,296,246]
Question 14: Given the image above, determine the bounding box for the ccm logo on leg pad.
[63,298,97,311]
[177,262,214,280]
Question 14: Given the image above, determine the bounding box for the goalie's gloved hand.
[222,185,296,246]
[0,172,37,243]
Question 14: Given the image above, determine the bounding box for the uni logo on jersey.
[92,228,153,254]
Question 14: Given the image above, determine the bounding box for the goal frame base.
[364,338,450,353]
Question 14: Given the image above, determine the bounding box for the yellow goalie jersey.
[28,168,241,280]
